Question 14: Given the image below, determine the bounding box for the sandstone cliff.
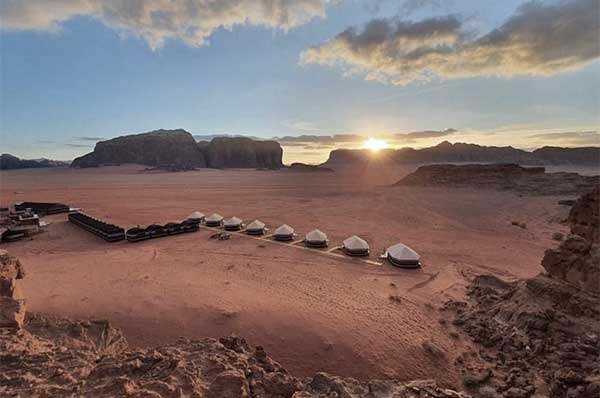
[71,129,207,168]
[71,130,284,169]
[200,137,283,169]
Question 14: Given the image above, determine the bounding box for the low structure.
[342,235,370,256]
[304,229,328,248]
[14,202,70,216]
[274,224,295,241]
[187,211,205,222]
[246,220,266,235]
[68,212,125,242]
[224,217,243,231]
[205,213,224,227]
[386,243,421,268]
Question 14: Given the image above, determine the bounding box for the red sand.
[0,165,569,387]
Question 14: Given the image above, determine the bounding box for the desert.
[2,161,597,396]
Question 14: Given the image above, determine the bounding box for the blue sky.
[1,0,598,163]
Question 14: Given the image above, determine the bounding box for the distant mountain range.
[322,141,600,168]
[3,136,598,171]
[0,154,69,170]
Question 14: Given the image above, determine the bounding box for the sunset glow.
[363,138,389,152]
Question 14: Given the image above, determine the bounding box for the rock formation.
[200,137,283,169]
[0,250,26,329]
[396,163,599,195]
[322,141,600,168]
[0,251,466,398]
[71,130,284,169]
[0,154,68,170]
[445,186,600,397]
[542,186,599,293]
[71,129,207,168]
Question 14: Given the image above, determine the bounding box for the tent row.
[187,212,421,268]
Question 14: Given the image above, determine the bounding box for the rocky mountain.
[396,163,600,195]
[71,129,207,168]
[323,141,600,168]
[71,130,283,169]
[199,137,283,169]
[0,154,68,170]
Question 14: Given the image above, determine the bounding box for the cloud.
[275,129,457,147]
[528,130,599,146]
[301,0,600,85]
[0,0,334,49]
[65,143,94,148]
[394,128,457,141]
[275,134,363,145]
[74,136,105,141]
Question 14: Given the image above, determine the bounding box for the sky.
[1,0,599,164]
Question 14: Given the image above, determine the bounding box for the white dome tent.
[205,213,224,227]
[386,243,421,268]
[304,229,328,248]
[342,235,370,256]
[223,217,243,231]
[246,220,266,235]
[273,224,295,241]
[187,211,205,222]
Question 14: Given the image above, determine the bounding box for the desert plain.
[0,164,583,388]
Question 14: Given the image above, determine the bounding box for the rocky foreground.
[444,186,600,397]
[396,163,599,195]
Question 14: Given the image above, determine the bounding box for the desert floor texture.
[0,165,578,387]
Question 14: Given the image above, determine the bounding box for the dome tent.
[224,217,243,231]
[342,235,370,256]
[386,243,421,268]
[246,220,266,235]
[187,211,205,222]
[274,224,295,241]
[205,213,224,227]
[304,229,328,248]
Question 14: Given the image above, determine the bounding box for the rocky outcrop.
[0,250,26,329]
[396,163,599,195]
[322,141,600,168]
[200,137,283,169]
[0,154,68,170]
[0,251,467,398]
[72,129,207,168]
[542,186,599,293]
[445,188,600,397]
[71,130,284,169]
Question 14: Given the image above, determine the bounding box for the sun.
[363,138,388,152]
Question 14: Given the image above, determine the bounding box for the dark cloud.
[65,143,94,148]
[74,136,105,142]
[301,0,600,84]
[0,0,333,50]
